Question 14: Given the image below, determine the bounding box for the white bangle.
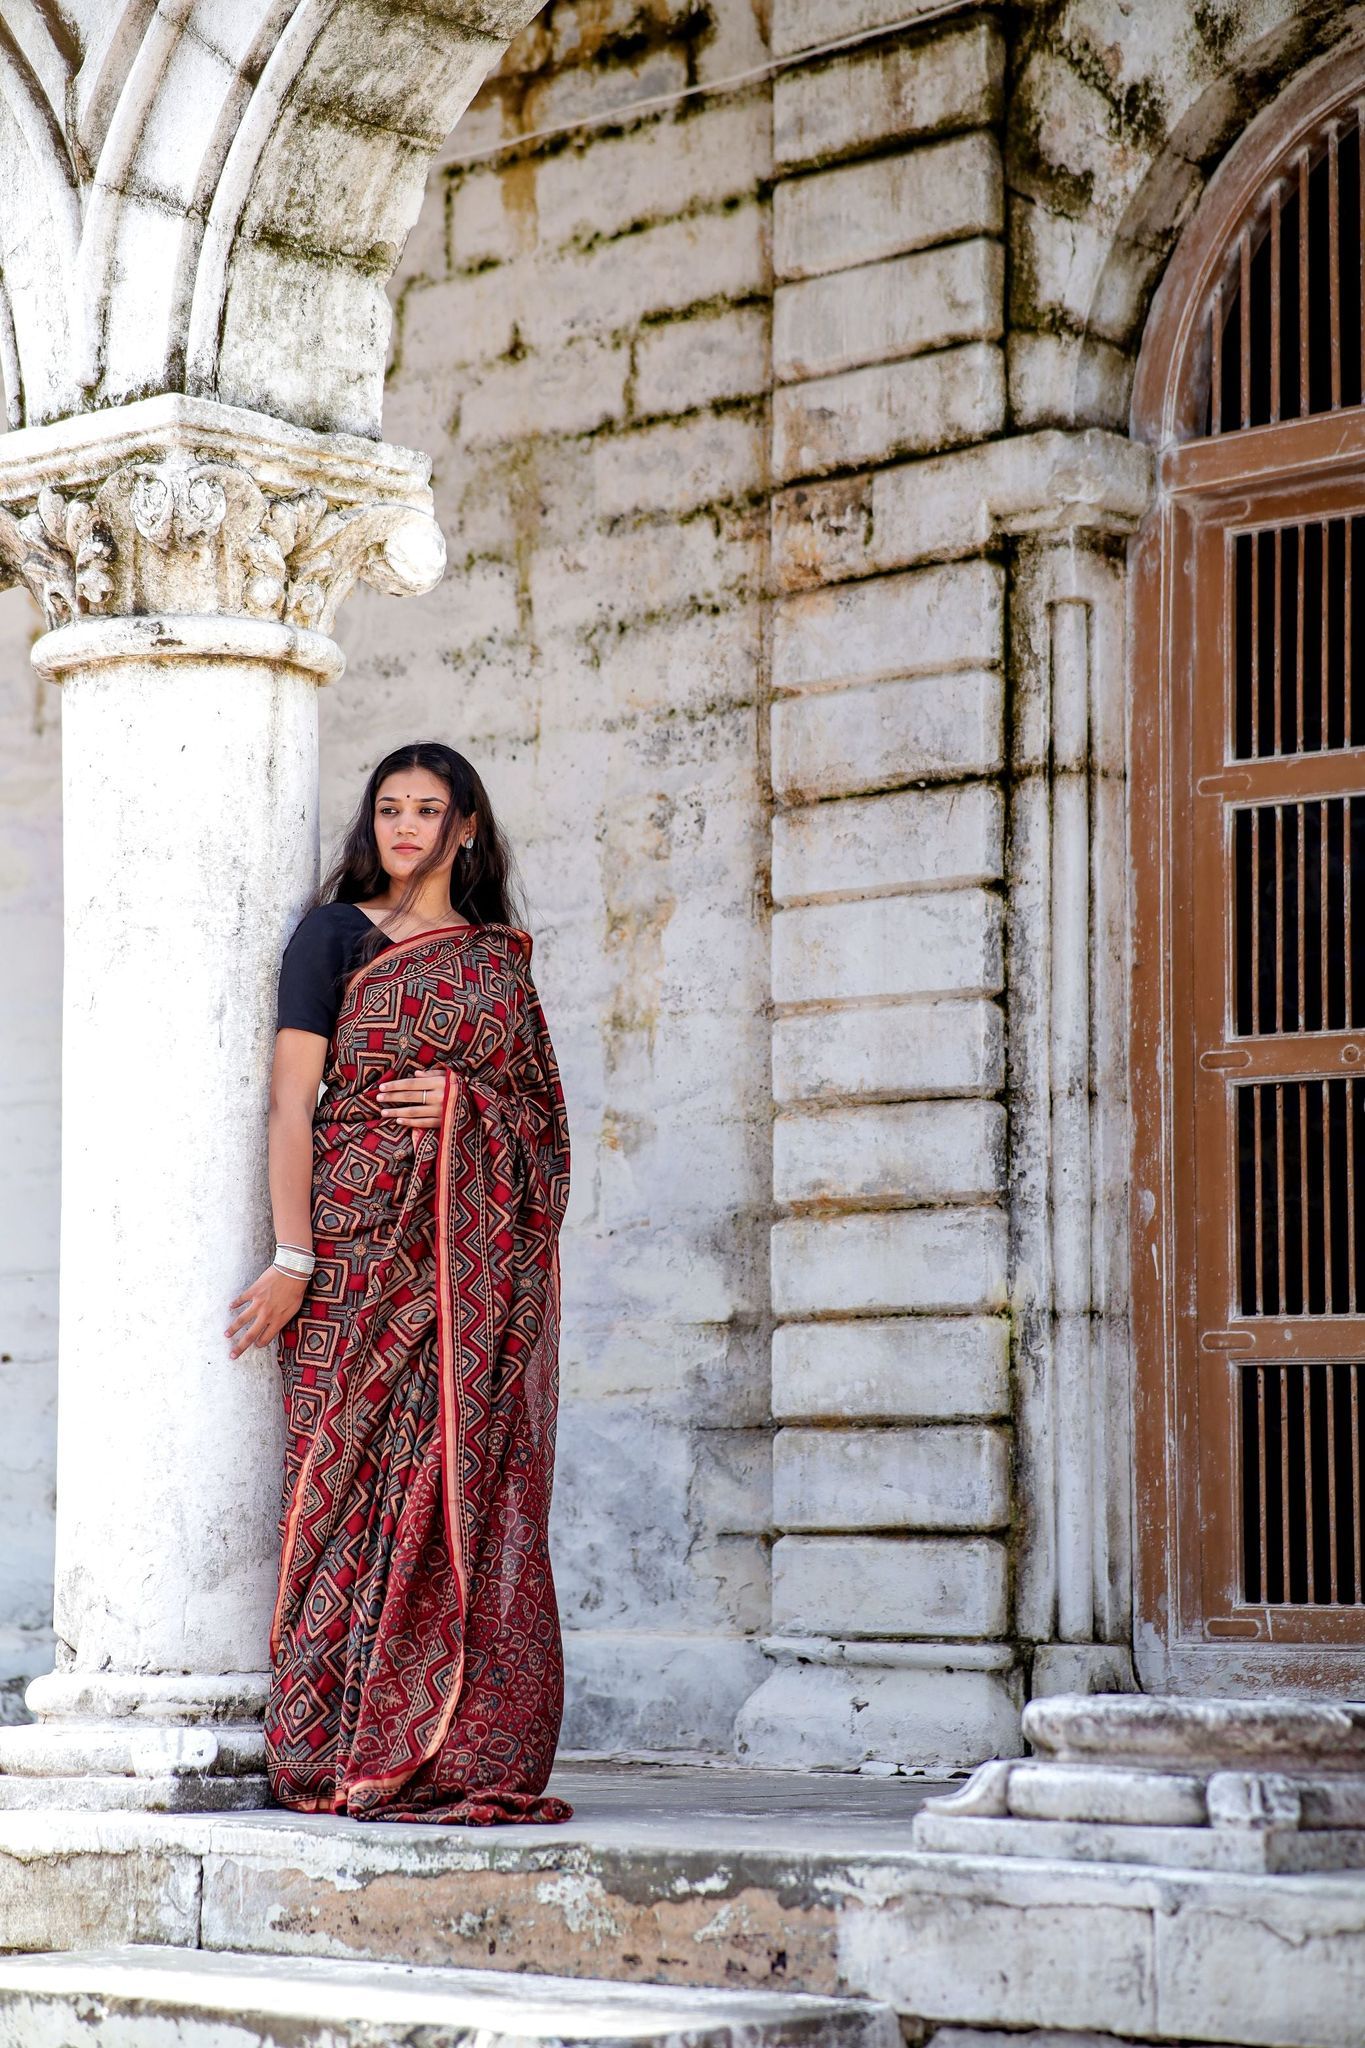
[273,1244,315,1279]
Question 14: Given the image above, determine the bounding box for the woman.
[226,742,572,1825]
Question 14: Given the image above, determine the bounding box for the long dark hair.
[320,742,523,932]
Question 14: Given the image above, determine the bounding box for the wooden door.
[1181,479,1365,1644]
[1132,76,1365,1686]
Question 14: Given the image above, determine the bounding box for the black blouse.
[276,902,394,1040]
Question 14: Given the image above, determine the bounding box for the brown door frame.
[1133,416,1365,1691]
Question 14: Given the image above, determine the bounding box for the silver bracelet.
[273,1243,316,1279]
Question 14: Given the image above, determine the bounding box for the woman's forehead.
[376,772,448,801]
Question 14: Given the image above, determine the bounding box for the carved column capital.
[0,393,445,642]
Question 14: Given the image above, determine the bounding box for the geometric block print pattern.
[265,922,573,1824]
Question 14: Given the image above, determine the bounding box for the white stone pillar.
[0,397,443,1809]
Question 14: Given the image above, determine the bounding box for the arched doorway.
[1133,49,1365,1691]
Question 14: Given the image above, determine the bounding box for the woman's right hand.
[226,1265,308,1359]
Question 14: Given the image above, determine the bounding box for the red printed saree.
[265,921,572,1824]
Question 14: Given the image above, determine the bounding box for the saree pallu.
[265,922,572,1824]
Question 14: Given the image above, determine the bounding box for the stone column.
[0,396,442,1810]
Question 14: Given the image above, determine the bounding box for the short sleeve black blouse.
[276,902,393,1040]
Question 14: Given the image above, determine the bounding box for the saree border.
[338,917,533,1007]
[342,1065,471,1803]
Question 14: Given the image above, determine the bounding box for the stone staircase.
[5,1762,1365,2047]
[0,1945,900,2048]
[0,1766,933,2047]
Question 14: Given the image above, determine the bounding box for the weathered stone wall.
[324,0,778,1754]
[4,0,1365,1761]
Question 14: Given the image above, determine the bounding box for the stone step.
[0,1944,900,2048]
[6,1766,1365,2047]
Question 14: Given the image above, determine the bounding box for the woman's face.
[373,767,466,886]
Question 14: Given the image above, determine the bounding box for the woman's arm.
[269,1028,328,1248]
[225,1028,327,1359]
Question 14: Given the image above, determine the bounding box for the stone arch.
[0,0,546,437]
[1007,0,1365,434]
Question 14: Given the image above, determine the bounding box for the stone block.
[534,99,773,249]
[526,205,768,351]
[546,0,700,70]
[772,892,1004,1004]
[772,671,1003,802]
[1006,1762,1206,1828]
[398,268,518,381]
[772,998,1004,1104]
[463,338,631,442]
[774,559,1004,690]
[772,784,1003,902]
[593,411,765,519]
[773,1316,1010,1422]
[774,1099,1005,1207]
[449,165,525,271]
[135,29,240,208]
[839,1864,1156,2033]
[774,133,1003,281]
[771,1208,1008,1317]
[633,305,771,419]
[773,1534,1008,1637]
[525,45,690,134]
[774,344,1004,481]
[1031,1643,1138,1699]
[1156,1886,1365,2047]
[775,240,1003,384]
[584,592,763,718]
[772,0,974,57]
[1007,331,1131,434]
[1011,192,1165,349]
[0,1828,200,1950]
[735,1657,1021,1770]
[562,1629,769,1754]
[296,0,503,140]
[775,1424,1010,1532]
[859,431,1153,572]
[529,506,759,634]
[424,557,522,644]
[554,1403,768,1635]
[774,22,1004,170]
[771,431,1153,590]
[770,474,874,593]
[243,105,432,260]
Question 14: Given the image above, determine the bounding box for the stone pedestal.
[915,1692,1365,1872]
[0,397,442,1810]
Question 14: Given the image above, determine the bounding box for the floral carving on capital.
[0,450,445,633]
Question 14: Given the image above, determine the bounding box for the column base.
[734,1638,1024,1771]
[0,1670,270,1812]
[914,1692,1365,1871]
[1030,1641,1137,1696]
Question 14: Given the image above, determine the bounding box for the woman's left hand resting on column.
[226,1267,308,1358]
[376,1071,453,1128]
[226,1025,328,1359]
